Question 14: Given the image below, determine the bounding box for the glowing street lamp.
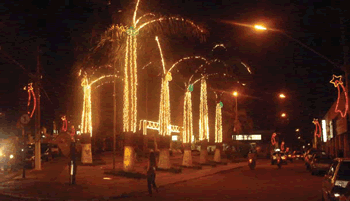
[279,93,286,99]
[298,136,301,139]
[233,91,238,97]
[253,24,339,68]
[254,25,267,30]
[281,113,286,117]
[296,128,299,132]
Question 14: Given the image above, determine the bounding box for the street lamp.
[281,113,286,117]
[296,128,299,132]
[232,91,238,135]
[253,24,340,68]
[254,25,267,30]
[279,93,286,99]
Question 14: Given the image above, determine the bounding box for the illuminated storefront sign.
[235,135,262,141]
[172,135,178,141]
[322,120,327,142]
[329,121,333,139]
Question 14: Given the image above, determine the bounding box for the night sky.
[0,0,349,147]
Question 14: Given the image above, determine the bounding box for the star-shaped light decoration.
[330,74,343,87]
[330,74,348,118]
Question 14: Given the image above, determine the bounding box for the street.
[123,160,323,201]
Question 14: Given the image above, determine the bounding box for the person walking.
[147,150,158,196]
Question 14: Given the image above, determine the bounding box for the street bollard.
[69,142,77,185]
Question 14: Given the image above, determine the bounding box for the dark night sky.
[0,0,349,146]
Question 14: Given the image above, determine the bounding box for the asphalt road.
[122,160,324,201]
[0,159,324,201]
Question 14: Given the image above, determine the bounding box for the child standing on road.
[147,150,158,196]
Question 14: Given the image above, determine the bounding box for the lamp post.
[253,25,341,69]
[233,91,238,134]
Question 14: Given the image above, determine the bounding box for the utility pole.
[113,62,117,170]
[340,11,349,157]
[35,45,41,170]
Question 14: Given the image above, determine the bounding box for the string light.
[330,75,348,118]
[188,59,226,84]
[215,102,222,143]
[271,133,276,146]
[212,44,227,51]
[139,120,181,136]
[121,0,204,134]
[313,119,321,138]
[241,62,252,74]
[183,91,193,143]
[155,36,172,136]
[137,17,205,33]
[81,75,92,137]
[199,77,209,141]
[155,36,166,74]
[123,36,130,132]
[168,56,208,73]
[135,13,156,26]
[27,83,36,118]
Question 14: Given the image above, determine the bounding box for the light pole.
[253,25,341,69]
[233,91,238,134]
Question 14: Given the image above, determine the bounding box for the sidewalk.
[0,152,250,201]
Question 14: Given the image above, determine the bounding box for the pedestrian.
[147,150,158,196]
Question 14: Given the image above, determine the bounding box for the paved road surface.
[122,160,323,201]
[0,160,323,200]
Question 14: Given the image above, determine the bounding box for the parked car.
[50,143,60,157]
[25,144,53,169]
[305,149,325,170]
[293,151,304,160]
[322,158,350,200]
[310,154,333,175]
[271,152,288,165]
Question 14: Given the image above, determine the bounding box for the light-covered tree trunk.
[158,136,171,169]
[123,132,135,172]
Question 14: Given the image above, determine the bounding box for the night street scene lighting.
[0,0,348,200]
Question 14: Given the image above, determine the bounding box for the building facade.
[322,91,350,158]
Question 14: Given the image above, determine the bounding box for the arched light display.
[199,77,209,141]
[81,73,120,137]
[313,118,321,138]
[122,0,205,133]
[155,37,208,137]
[330,74,348,118]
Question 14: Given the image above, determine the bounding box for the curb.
[0,162,247,201]
[0,172,22,184]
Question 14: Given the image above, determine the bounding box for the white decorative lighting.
[322,120,327,142]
